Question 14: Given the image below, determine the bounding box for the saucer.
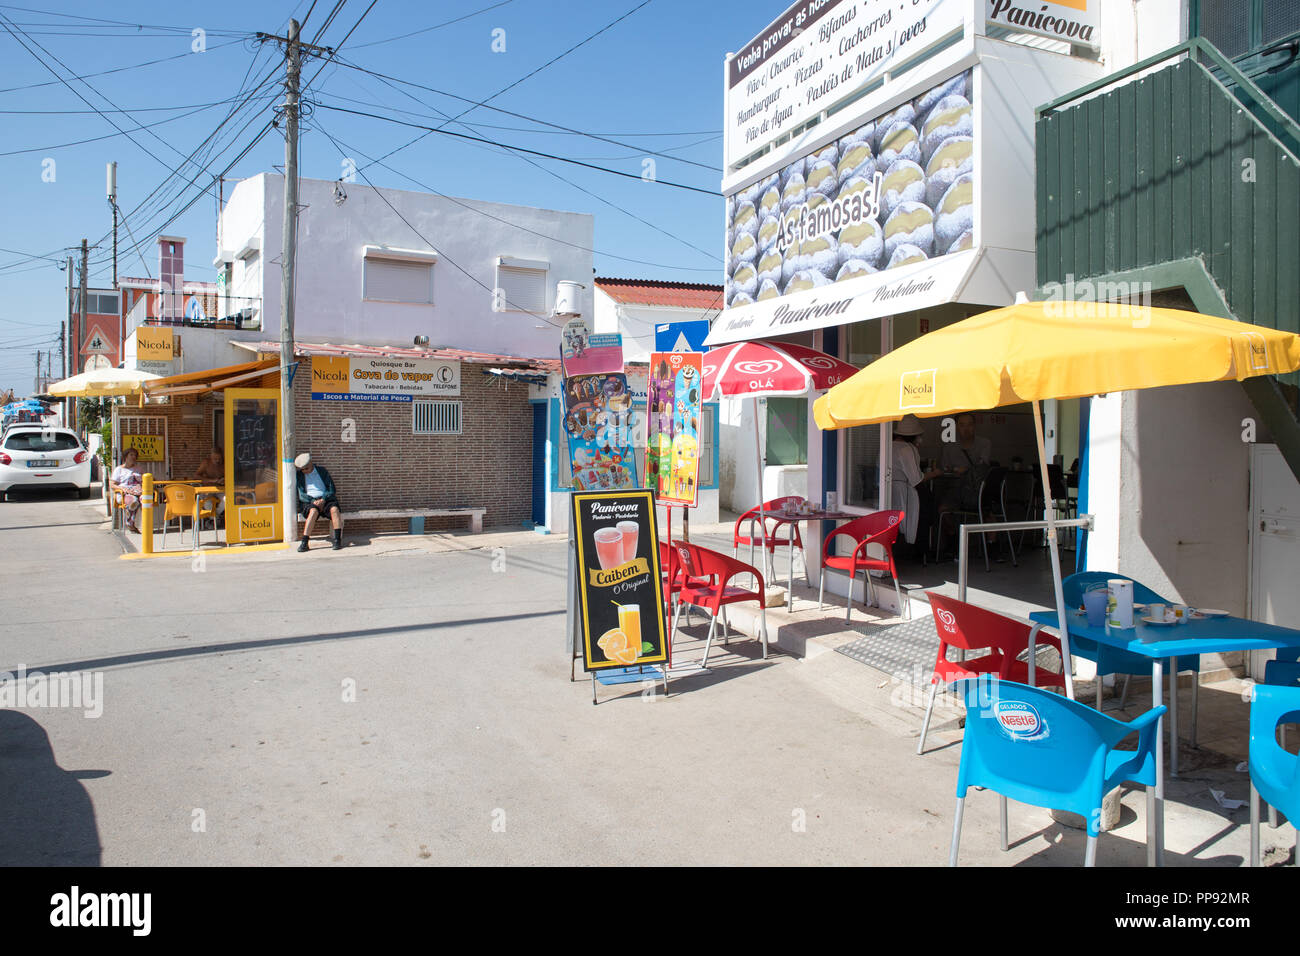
[1141,616,1177,626]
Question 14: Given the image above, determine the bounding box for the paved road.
[0,489,1279,866]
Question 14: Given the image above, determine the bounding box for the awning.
[143,358,280,398]
[233,340,559,372]
[705,248,1027,346]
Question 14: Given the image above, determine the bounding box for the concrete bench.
[299,506,485,534]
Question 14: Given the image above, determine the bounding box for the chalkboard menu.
[232,405,275,485]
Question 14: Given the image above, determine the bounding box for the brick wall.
[293,367,534,533]
[116,398,221,480]
[121,368,535,535]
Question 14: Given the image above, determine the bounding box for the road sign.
[655,320,709,354]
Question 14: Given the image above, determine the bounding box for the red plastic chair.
[733,496,804,570]
[818,511,905,623]
[670,540,769,667]
[918,593,1067,755]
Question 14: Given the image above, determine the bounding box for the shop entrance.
[223,388,282,544]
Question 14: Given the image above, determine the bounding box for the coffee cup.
[1147,603,1166,623]
[1171,604,1191,624]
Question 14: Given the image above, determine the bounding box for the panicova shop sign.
[984,0,1098,47]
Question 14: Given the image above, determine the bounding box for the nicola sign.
[310,355,461,401]
[993,700,1049,741]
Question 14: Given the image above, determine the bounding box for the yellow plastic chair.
[195,491,220,545]
[161,483,197,550]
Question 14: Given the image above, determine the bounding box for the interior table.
[1028,608,1300,866]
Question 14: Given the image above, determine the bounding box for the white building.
[216,173,595,356]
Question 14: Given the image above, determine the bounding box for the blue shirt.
[303,469,327,499]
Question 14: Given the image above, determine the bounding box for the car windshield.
[5,432,80,452]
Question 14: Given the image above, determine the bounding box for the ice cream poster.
[563,372,637,492]
[560,317,624,378]
[645,351,703,506]
[571,489,667,672]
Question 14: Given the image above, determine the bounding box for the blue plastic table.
[1028,608,1300,866]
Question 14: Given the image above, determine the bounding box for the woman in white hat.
[891,414,942,561]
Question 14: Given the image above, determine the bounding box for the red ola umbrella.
[701,340,858,399]
[699,340,860,594]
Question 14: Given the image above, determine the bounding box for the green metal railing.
[1037,37,1300,160]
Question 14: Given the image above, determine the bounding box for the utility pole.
[35,351,41,395]
[257,19,330,545]
[107,162,118,289]
[280,17,301,545]
[65,256,73,425]
[76,238,88,432]
[58,321,65,422]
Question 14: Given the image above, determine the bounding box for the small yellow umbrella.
[48,367,161,398]
[813,300,1300,698]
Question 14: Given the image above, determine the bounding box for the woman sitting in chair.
[110,448,145,533]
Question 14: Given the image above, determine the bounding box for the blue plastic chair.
[1249,681,1300,867]
[1063,572,1202,744]
[1261,660,1300,831]
[950,676,1165,867]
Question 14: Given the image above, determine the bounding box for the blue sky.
[0,0,772,391]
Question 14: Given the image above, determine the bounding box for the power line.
[0,99,238,157]
[349,0,518,49]
[0,37,248,95]
[0,5,255,36]
[315,125,719,273]
[330,58,721,172]
[315,103,718,195]
[337,2,692,179]
[314,120,566,327]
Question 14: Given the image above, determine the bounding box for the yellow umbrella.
[48,367,161,398]
[813,300,1300,698]
[815,302,1300,428]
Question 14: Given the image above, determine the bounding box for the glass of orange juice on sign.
[617,604,641,661]
[594,527,623,569]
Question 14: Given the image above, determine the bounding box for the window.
[78,292,119,315]
[842,320,883,508]
[494,257,548,313]
[766,397,807,466]
[364,257,434,304]
[1196,0,1300,60]
[699,404,716,486]
[413,400,461,435]
[5,431,80,452]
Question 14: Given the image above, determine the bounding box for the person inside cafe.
[110,447,145,534]
[295,452,343,551]
[939,412,992,474]
[195,448,226,523]
[891,414,942,562]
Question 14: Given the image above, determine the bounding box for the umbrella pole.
[1035,400,1075,700]
[753,399,771,590]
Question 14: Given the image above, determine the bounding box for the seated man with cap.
[295,452,343,551]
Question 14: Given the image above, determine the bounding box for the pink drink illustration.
[593,527,624,570]
[616,520,639,564]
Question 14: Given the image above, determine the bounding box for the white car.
[0,426,92,500]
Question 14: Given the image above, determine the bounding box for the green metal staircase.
[1035,38,1300,479]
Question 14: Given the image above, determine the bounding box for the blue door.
[531,402,547,526]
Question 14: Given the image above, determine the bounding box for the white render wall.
[1107,382,1255,617]
[592,292,718,364]
[221,173,594,357]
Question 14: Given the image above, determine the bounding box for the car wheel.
[78,486,91,499]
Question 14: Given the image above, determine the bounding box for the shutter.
[496,265,547,313]
[365,258,433,304]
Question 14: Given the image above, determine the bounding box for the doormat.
[835,617,940,688]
